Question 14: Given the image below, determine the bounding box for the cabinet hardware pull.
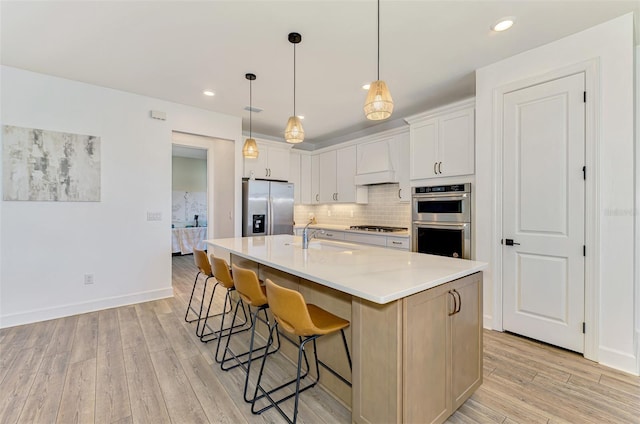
[448,291,458,316]
[454,289,462,314]
[265,168,269,177]
[398,188,402,198]
[438,162,442,174]
[335,193,338,201]
[434,162,438,175]
[316,194,319,202]
[392,241,402,245]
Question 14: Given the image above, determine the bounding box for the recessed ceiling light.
[203,90,215,96]
[491,17,515,32]
[362,84,370,90]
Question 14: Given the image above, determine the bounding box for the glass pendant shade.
[364,80,394,120]
[284,116,304,144]
[242,137,259,158]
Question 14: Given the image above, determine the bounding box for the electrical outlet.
[84,274,94,285]
[327,210,331,217]
[350,210,354,218]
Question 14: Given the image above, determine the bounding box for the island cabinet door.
[402,283,452,424]
[450,273,483,410]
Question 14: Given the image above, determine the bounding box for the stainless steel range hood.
[354,139,399,186]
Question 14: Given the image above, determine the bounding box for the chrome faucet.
[302,222,313,249]
[302,222,323,249]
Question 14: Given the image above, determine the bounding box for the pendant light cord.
[249,79,252,137]
[377,0,380,81]
[293,43,297,116]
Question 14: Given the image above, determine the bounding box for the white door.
[502,73,585,353]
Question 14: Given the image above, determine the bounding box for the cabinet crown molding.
[404,97,475,125]
[245,136,294,150]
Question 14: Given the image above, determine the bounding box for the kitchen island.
[207,235,487,424]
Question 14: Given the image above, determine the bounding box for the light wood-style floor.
[0,254,638,423]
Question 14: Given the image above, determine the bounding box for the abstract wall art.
[2,125,101,201]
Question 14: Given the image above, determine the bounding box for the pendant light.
[364,0,394,120]
[284,32,304,144]
[242,73,259,158]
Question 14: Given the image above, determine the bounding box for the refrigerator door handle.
[267,194,272,235]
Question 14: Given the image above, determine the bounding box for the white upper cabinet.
[299,154,312,205]
[406,99,475,180]
[394,132,411,202]
[289,151,301,204]
[336,145,362,203]
[313,146,367,204]
[310,154,320,204]
[318,150,338,203]
[243,140,291,181]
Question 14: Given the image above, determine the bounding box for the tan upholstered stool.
[219,264,280,402]
[251,278,352,424]
[184,249,229,332]
[199,255,250,361]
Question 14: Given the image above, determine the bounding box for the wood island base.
[230,254,483,424]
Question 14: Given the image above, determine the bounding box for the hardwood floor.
[0,254,638,423]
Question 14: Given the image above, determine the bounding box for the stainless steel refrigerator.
[242,179,294,236]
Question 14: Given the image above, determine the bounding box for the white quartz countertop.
[207,235,486,304]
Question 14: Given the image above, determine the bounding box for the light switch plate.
[147,211,162,221]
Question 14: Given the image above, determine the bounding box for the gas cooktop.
[349,225,408,233]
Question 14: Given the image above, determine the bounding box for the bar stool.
[184,249,228,328]
[199,255,250,361]
[219,264,281,402]
[251,278,352,424]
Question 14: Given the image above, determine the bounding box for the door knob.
[503,239,520,246]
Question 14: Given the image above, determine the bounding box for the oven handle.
[413,221,470,230]
[413,222,469,230]
[412,193,469,201]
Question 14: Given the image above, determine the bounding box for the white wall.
[172,157,207,192]
[476,14,637,374]
[0,66,243,328]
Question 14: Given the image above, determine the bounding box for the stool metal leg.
[184,271,202,323]
[200,288,252,350]
[251,326,353,424]
[219,302,281,403]
[250,324,317,423]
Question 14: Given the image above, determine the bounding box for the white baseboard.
[0,287,174,329]
[598,345,639,376]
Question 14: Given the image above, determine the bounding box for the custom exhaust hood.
[354,139,399,186]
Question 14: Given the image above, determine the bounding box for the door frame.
[491,59,600,361]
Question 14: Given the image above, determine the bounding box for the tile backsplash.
[294,183,411,228]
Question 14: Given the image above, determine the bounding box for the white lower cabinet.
[344,232,387,247]
[298,227,410,250]
[386,236,410,250]
[315,230,345,241]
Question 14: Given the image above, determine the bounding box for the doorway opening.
[172,144,208,256]
[171,131,236,258]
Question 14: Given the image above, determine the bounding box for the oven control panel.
[414,183,470,194]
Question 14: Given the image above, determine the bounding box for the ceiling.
[2,1,638,150]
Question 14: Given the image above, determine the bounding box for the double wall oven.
[412,183,471,259]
